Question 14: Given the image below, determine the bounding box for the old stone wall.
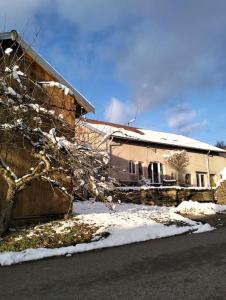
[215,180,226,204]
[111,187,215,207]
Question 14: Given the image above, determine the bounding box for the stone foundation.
[111,187,215,206]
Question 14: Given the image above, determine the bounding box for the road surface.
[0,222,226,299]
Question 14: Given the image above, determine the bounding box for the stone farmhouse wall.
[109,180,226,206]
[110,139,226,187]
[215,180,226,204]
[110,187,216,207]
[75,123,226,188]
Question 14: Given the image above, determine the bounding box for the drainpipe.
[206,150,211,188]
[207,150,215,202]
[108,136,113,172]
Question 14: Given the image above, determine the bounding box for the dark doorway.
[148,162,163,184]
[138,161,143,178]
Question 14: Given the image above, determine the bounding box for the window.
[196,172,206,187]
[185,174,191,185]
[148,162,163,184]
[138,161,143,177]
[128,160,136,174]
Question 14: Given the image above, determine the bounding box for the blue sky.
[1,0,226,145]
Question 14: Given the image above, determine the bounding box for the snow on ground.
[117,185,213,191]
[175,200,226,215]
[0,200,217,266]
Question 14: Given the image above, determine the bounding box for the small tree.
[164,150,189,185]
[216,141,226,150]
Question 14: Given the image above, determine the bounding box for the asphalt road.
[0,225,226,300]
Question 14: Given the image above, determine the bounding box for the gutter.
[0,30,95,114]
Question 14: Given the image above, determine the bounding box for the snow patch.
[4,48,13,56]
[117,185,212,191]
[40,81,72,96]
[194,223,214,233]
[0,201,217,266]
[175,200,226,215]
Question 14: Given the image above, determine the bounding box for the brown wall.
[12,179,71,222]
[0,134,72,223]
[0,176,71,224]
[22,53,78,127]
[0,40,84,127]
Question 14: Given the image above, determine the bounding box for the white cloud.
[50,0,226,112]
[105,97,136,124]
[176,120,208,135]
[167,104,208,135]
[168,107,197,129]
[2,0,226,121]
[0,0,49,32]
[54,0,138,33]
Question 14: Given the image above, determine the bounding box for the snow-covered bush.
[164,150,189,184]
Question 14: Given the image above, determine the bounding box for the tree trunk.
[0,183,16,234]
[176,171,179,185]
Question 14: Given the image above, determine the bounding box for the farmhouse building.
[78,119,226,188]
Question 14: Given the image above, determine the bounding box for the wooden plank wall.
[0,39,82,127]
[22,53,78,127]
[0,134,72,224]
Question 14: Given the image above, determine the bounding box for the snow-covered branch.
[0,46,117,233]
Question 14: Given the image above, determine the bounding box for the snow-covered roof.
[82,119,226,153]
[0,30,95,114]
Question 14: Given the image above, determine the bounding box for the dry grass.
[0,217,103,252]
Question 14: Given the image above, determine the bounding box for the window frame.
[196,172,206,187]
[128,160,136,174]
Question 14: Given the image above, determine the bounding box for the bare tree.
[0,43,116,234]
[216,141,226,150]
[164,150,189,185]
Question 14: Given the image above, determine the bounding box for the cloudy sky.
[1,0,226,144]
